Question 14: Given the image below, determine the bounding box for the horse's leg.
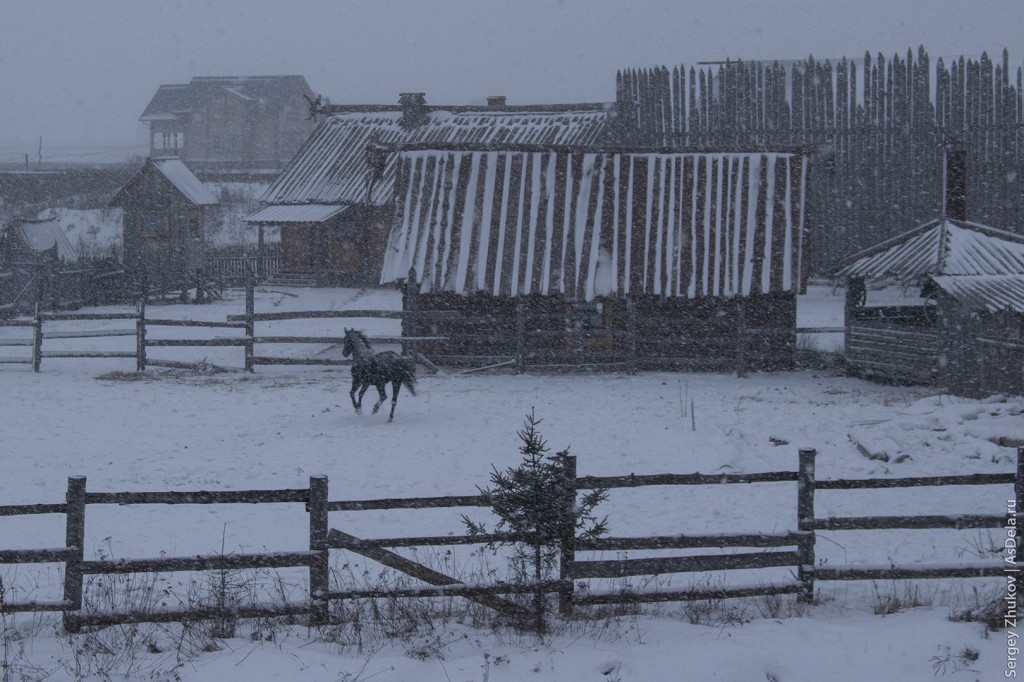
[371,383,387,415]
[349,377,362,414]
[356,382,371,414]
[387,380,402,423]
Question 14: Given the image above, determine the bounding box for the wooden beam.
[574,582,802,606]
[85,489,308,505]
[576,471,798,490]
[808,514,1005,531]
[573,550,802,579]
[327,529,531,619]
[80,551,317,575]
[327,494,487,511]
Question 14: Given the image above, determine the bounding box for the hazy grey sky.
[0,0,1020,161]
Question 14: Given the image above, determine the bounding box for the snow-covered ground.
[0,285,1019,680]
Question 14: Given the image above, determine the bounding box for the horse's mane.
[345,329,369,344]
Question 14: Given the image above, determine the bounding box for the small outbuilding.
[109,157,218,292]
[0,216,88,311]
[835,218,1024,396]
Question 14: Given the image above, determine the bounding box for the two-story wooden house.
[139,76,317,175]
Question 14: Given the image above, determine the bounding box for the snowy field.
[0,285,1021,680]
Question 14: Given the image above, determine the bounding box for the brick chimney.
[944,148,967,221]
[486,96,507,108]
[398,92,427,129]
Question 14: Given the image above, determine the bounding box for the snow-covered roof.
[148,158,218,204]
[834,219,1024,282]
[109,158,218,208]
[245,204,347,224]
[150,159,218,206]
[8,218,79,263]
[260,107,610,208]
[930,275,1024,314]
[381,148,808,301]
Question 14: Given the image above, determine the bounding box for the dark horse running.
[342,328,416,422]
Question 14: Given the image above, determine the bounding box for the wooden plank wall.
[615,49,1024,273]
[408,291,795,371]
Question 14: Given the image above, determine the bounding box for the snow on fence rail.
[0,449,1019,631]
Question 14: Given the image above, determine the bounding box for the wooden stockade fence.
[616,48,1024,272]
[1,449,1019,632]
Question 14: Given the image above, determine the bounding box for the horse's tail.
[402,358,417,396]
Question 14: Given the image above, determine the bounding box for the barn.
[836,217,1024,396]
[381,144,809,372]
[247,94,610,286]
[109,157,219,293]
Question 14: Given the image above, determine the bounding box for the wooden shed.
[382,144,809,371]
[0,216,89,312]
[109,158,218,292]
[836,218,1024,395]
[248,94,610,286]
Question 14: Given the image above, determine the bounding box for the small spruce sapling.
[463,409,608,629]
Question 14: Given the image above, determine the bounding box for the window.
[152,131,183,151]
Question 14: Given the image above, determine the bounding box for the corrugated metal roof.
[151,159,219,206]
[261,108,610,207]
[245,204,347,224]
[381,149,807,301]
[11,219,79,263]
[930,275,1024,314]
[835,219,1024,281]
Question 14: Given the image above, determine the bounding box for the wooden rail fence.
[0,283,457,373]
[0,449,1018,631]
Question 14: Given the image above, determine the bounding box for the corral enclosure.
[0,284,1021,679]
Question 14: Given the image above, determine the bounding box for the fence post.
[515,298,525,374]
[63,476,86,633]
[244,272,255,373]
[626,296,637,375]
[1016,447,1023,605]
[558,454,577,617]
[257,225,266,281]
[736,300,748,378]
[136,298,147,372]
[403,268,417,360]
[308,475,330,626]
[796,448,816,603]
[32,303,42,372]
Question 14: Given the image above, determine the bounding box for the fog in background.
[0,0,1020,162]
